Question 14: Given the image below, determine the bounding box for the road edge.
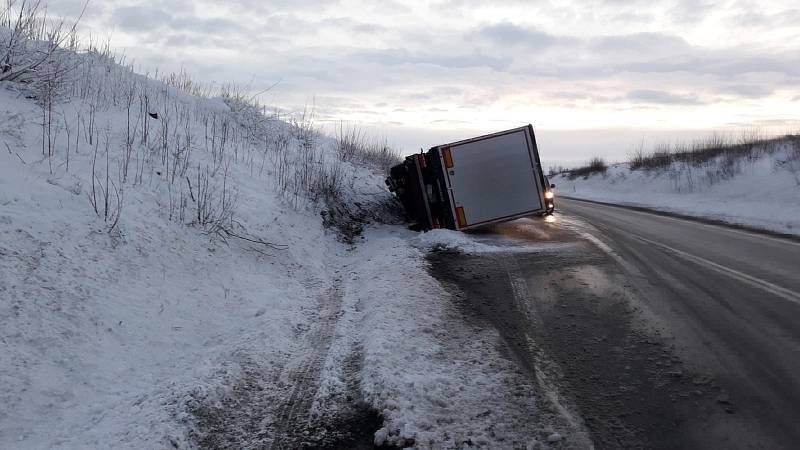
[558,196,800,244]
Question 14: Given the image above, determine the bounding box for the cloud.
[79,0,800,155]
[112,5,239,37]
[669,0,716,24]
[612,52,800,77]
[609,11,655,24]
[626,89,703,105]
[113,5,171,32]
[727,7,800,28]
[172,16,239,34]
[320,17,386,34]
[591,32,690,54]
[353,48,512,71]
[46,0,97,19]
[717,84,773,98]
[213,0,340,15]
[475,22,557,49]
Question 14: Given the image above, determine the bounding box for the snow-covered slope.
[1,22,580,450]
[0,56,368,446]
[553,138,800,235]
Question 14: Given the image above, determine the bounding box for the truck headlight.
[544,191,554,199]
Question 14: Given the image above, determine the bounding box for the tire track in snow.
[268,276,345,449]
[186,276,346,450]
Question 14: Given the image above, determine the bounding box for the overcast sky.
[55,0,800,165]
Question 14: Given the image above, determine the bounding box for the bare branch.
[219,229,288,251]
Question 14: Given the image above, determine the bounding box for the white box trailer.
[386,125,555,231]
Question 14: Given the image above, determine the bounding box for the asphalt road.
[427,197,800,449]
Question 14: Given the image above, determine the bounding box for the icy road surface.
[428,198,800,449]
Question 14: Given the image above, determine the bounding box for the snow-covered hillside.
[553,137,800,235]
[1,11,580,449]
[0,35,383,447]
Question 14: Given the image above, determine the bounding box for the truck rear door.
[436,126,546,230]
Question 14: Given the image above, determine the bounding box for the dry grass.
[775,135,800,186]
[623,132,800,191]
[628,131,785,171]
[567,156,608,179]
[336,124,402,172]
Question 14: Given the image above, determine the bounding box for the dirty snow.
[329,226,564,449]
[412,226,573,254]
[553,140,800,235]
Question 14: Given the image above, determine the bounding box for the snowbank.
[553,140,800,235]
[331,227,551,448]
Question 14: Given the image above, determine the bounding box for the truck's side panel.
[438,127,545,229]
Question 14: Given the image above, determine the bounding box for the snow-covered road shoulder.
[323,225,579,449]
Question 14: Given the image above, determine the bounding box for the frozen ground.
[0,26,572,449]
[0,140,569,449]
[552,139,800,236]
[327,226,578,449]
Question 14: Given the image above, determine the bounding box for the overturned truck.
[386,125,555,231]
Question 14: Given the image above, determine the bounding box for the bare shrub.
[629,131,784,173]
[628,141,646,170]
[547,165,566,177]
[568,156,608,179]
[625,132,800,193]
[775,139,800,186]
[2,1,87,174]
[669,163,696,193]
[186,163,237,236]
[632,143,673,171]
[0,0,86,83]
[3,1,399,245]
[259,110,345,210]
[88,132,124,231]
[336,124,402,171]
[719,152,739,179]
[589,157,607,171]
